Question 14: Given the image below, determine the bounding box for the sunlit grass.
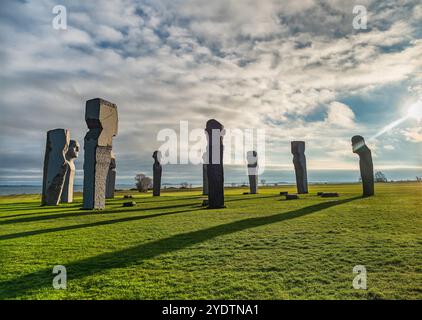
[0,183,421,299]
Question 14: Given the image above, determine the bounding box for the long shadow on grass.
[0,202,200,225]
[0,196,359,299]
[0,195,278,225]
[225,194,280,202]
[0,207,200,241]
[0,204,83,217]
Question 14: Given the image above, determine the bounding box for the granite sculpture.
[105,152,116,199]
[42,129,70,206]
[352,135,374,197]
[291,141,308,194]
[83,98,118,209]
[246,151,258,194]
[152,150,162,196]
[61,139,80,203]
[205,119,225,208]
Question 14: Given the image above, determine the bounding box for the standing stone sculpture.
[247,151,258,194]
[42,129,70,206]
[202,151,209,195]
[61,140,80,203]
[83,98,118,209]
[105,152,116,199]
[205,119,225,208]
[352,135,374,197]
[291,141,308,194]
[152,150,162,196]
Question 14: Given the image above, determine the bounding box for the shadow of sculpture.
[0,196,359,299]
[0,207,201,241]
[0,202,201,225]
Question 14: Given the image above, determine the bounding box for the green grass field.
[0,183,421,300]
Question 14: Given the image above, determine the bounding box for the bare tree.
[374,171,388,182]
[135,173,152,192]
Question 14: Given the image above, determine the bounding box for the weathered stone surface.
[205,119,225,208]
[202,152,209,195]
[202,199,209,207]
[83,98,118,209]
[352,135,374,197]
[152,150,162,196]
[285,194,299,200]
[42,129,70,206]
[291,141,308,194]
[320,192,339,198]
[123,201,136,207]
[105,152,116,199]
[61,140,80,203]
[247,151,258,194]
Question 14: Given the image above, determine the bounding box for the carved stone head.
[202,151,208,164]
[66,140,80,161]
[153,150,162,164]
[246,151,258,166]
[205,119,225,140]
[291,141,305,155]
[109,152,116,169]
[85,98,118,147]
[352,135,368,154]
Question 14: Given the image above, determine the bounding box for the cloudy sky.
[0,0,421,185]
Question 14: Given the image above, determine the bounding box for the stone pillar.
[83,98,118,209]
[42,129,70,206]
[202,152,209,195]
[352,135,374,197]
[205,119,225,208]
[247,151,258,194]
[61,140,80,203]
[291,141,308,194]
[105,152,116,199]
[152,150,162,196]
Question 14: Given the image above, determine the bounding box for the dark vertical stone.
[291,141,308,194]
[247,151,258,194]
[205,119,225,208]
[83,98,118,209]
[42,129,70,206]
[153,150,162,196]
[105,153,116,199]
[352,135,374,197]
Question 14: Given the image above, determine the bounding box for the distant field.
[0,183,421,299]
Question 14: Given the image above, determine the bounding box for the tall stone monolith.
[42,129,70,206]
[352,135,374,197]
[205,119,225,208]
[247,151,258,194]
[61,140,80,203]
[83,98,118,209]
[291,141,308,194]
[105,152,116,199]
[152,150,162,196]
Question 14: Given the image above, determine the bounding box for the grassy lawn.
[0,182,421,300]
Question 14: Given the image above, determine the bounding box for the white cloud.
[326,102,356,128]
[403,127,422,142]
[0,0,421,182]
